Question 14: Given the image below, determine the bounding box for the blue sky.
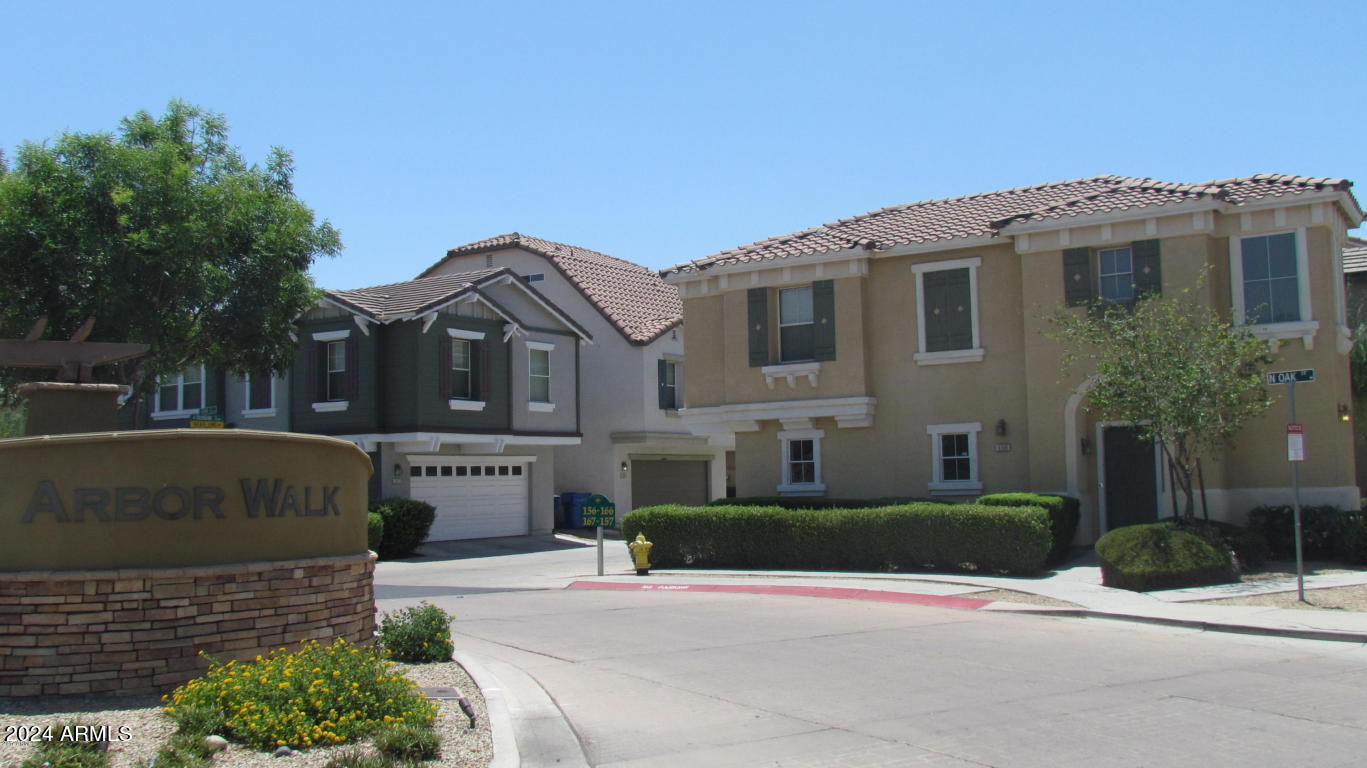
[3,0,1364,290]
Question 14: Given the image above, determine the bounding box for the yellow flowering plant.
[162,638,436,751]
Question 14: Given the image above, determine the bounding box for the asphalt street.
[376,537,1367,767]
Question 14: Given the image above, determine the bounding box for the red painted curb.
[567,581,990,610]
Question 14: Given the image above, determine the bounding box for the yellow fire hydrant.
[628,533,653,576]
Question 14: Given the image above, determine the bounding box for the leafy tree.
[1046,283,1273,520]
[0,101,341,407]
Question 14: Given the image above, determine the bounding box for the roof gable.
[421,234,682,345]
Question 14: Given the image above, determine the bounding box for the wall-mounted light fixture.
[393,463,402,480]
[1080,438,1092,456]
[995,419,1008,437]
[620,461,629,473]
[1340,403,1353,423]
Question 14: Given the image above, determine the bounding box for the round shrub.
[377,602,454,663]
[1095,523,1237,592]
[368,498,436,559]
[162,638,436,751]
[366,512,385,554]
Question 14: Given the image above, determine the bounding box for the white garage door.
[408,459,530,541]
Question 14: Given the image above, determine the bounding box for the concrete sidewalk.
[576,555,1367,644]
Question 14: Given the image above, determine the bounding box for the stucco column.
[17,382,129,436]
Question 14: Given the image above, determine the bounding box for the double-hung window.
[1097,247,1134,303]
[913,257,982,364]
[451,339,473,399]
[242,373,274,416]
[658,359,679,410]
[527,341,554,411]
[154,366,204,417]
[777,428,825,495]
[310,329,353,412]
[326,341,347,401]
[927,422,982,494]
[778,286,815,362]
[1239,232,1301,325]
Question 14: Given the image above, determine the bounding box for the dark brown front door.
[1103,426,1158,530]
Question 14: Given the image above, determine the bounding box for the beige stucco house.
[422,234,726,517]
[663,174,1364,544]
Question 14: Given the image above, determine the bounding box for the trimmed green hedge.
[1247,505,1347,560]
[976,493,1079,565]
[1095,523,1237,591]
[707,496,938,510]
[367,512,385,554]
[622,503,1051,575]
[369,497,436,559]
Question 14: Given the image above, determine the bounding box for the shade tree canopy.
[0,101,341,404]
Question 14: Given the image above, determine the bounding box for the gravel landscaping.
[0,660,491,768]
[1195,585,1367,611]
[967,589,1079,608]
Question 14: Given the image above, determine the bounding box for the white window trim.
[1097,246,1135,303]
[241,373,276,418]
[926,421,982,495]
[449,399,487,412]
[661,358,681,410]
[312,400,349,413]
[1229,228,1316,348]
[312,329,351,342]
[447,328,487,341]
[912,257,984,365]
[777,428,826,495]
[152,365,207,419]
[527,342,553,406]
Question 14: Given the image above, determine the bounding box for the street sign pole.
[597,524,604,577]
[1290,379,1305,602]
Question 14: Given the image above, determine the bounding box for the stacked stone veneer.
[0,552,375,697]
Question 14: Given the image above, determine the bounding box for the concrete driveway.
[376,536,1367,767]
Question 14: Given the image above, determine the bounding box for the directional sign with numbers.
[1266,369,1315,385]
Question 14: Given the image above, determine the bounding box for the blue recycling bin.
[562,492,591,528]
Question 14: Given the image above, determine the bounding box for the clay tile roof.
[427,234,682,345]
[1345,236,1367,275]
[326,268,505,321]
[665,174,1359,276]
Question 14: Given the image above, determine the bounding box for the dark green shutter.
[1063,247,1093,307]
[812,280,836,361]
[923,269,972,352]
[1131,239,1161,298]
[747,288,769,367]
[657,359,670,409]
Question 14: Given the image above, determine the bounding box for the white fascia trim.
[353,315,371,336]
[663,250,870,285]
[681,396,876,432]
[1000,200,1221,236]
[447,327,487,341]
[419,291,524,334]
[448,399,487,411]
[527,401,556,413]
[910,255,983,274]
[1217,189,1351,217]
[333,432,580,452]
[526,340,556,352]
[926,421,983,436]
[240,408,278,419]
[312,329,352,342]
[609,430,713,446]
[914,348,985,365]
[312,401,349,413]
[494,277,593,342]
[872,236,999,259]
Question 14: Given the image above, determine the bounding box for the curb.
[454,652,520,768]
[455,651,590,768]
[983,606,1367,644]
